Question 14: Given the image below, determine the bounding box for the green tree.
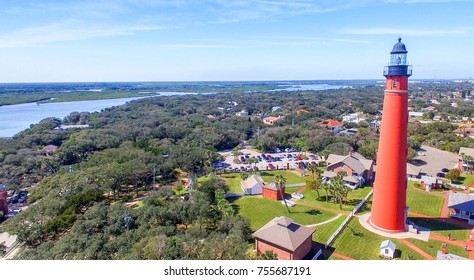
[305,178,321,198]
[445,169,460,183]
[306,164,320,180]
[246,157,258,168]
[321,181,331,202]
[275,174,289,213]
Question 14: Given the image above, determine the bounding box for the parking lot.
[412,145,459,177]
[216,147,321,172]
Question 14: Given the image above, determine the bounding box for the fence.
[324,189,373,249]
[312,249,323,260]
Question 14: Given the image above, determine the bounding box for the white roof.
[241,174,265,190]
[380,240,396,250]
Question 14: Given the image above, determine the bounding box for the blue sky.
[0,0,473,82]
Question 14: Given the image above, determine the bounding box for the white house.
[236,110,249,117]
[240,175,265,195]
[380,240,396,258]
[342,112,366,124]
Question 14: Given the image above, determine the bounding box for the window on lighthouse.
[390,54,407,65]
[393,79,397,89]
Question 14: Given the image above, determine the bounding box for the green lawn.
[408,238,469,259]
[230,195,337,231]
[407,215,471,242]
[406,186,444,217]
[220,170,306,194]
[454,173,474,188]
[328,218,425,260]
[312,215,346,244]
[299,186,373,213]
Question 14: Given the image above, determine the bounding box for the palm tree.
[330,176,343,208]
[465,155,474,174]
[307,164,319,180]
[321,181,331,202]
[275,174,290,213]
[332,171,348,210]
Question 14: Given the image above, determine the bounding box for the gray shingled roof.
[326,154,345,165]
[448,192,474,212]
[407,163,422,176]
[327,153,373,175]
[327,155,363,174]
[252,217,315,252]
[322,171,360,184]
[352,152,374,170]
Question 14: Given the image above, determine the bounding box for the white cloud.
[0,20,175,48]
[165,44,230,49]
[342,27,473,36]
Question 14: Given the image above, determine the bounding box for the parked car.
[268,163,275,169]
[239,166,245,171]
[441,168,449,173]
[436,172,446,178]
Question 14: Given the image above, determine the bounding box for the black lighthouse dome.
[384,37,412,77]
[391,37,408,54]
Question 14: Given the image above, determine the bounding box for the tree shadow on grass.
[305,209,322,216]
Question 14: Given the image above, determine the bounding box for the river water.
[0,97,149,137]
[0,83,343,137]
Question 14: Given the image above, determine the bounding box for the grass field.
[408,215,471,242]
[328,218,425,260]
[407,238,470,259]
[312,215,346,244]
[230,195,337,231]
[406,185,444,217]
[454,173,474,188]
[299,186,373,213]
[220,170,306,194]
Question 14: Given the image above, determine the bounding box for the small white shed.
[240,175,265,195]
[380,240,396,258]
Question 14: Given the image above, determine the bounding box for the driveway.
[411,145,459,176]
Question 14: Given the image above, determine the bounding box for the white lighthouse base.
[359,213,430,241]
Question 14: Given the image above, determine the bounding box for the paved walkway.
[440,191,450,218]
[295,201,349,216]
[306,214,342,227]
[358,213,430,241]
[399,239,435,260]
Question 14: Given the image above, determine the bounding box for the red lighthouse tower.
[370,38,412,232]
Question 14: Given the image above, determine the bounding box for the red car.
[268,163,275,169]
